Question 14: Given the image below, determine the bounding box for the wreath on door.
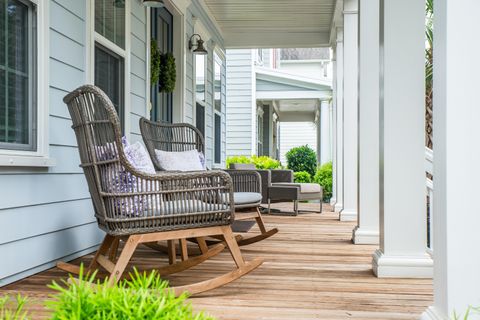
[150,39,176,93]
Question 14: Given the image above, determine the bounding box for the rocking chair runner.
[58,85,262,295]
[140,118,278,246]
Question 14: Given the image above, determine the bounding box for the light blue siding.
[226,49,254,157]
[0,0,225,287]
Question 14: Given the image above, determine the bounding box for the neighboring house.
[225,48,333,165]
[0,0,227,287]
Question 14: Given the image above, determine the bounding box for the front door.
[151,8,173,123]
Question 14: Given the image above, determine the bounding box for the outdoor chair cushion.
[272,182,322,194]
[229,163,256,170]
[154,149,205,171]
[146,199,229,216]
[233,192,263,205]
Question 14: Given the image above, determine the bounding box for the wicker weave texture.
[63,85,235,236]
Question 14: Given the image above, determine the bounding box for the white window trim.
[86,0,131,138]
[193,54,207,131]
[0,0,54,167]
[213,50,223,165]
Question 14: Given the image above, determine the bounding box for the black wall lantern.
[189,34,208,55]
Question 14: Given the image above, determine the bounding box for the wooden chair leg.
[167,240,176,264]
[107,235,140,286]
[196,237,209,255]
[57,234,116,275]
[222,226,245,267]
[179,239,188,261]
[108,237,120,262]
[255,207,268,234]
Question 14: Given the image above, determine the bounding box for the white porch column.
[320,99,331,165]
[330,50,337,206]
[334,29,344,213]
[422,0,480,318]
[373,0,433,278]
[340,0,358,222]
[352,0,379,245]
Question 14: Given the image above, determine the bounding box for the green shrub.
[225,155,252,169]
[0,295,30,320]
[47,267,214,320]
[313,162,333,201]
[286,145,317,177]
[294,171,311,183]
[226,155,281,170]
[251,156,281,169]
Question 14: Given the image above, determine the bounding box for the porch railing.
[425,147,434,253]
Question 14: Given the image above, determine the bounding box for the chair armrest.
[224,170,261,193]
[271,169,294,183]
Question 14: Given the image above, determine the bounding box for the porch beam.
[373,0,433,278]
[224,32,331,49]
[340,0,359,222]
[352,0,380,244]
[422,0,480,318]
[334,28,344,213]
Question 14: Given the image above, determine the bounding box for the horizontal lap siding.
[0,0,149,287]
[226,49,254,157]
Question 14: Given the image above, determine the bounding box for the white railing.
[425,147,434,254]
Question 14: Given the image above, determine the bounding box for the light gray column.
[320,99,331,165]
[373,0,433,278]
[352,0,380,244]
[422,0,480,318]
[330,50,337,206]
[334,28,344,213]
[340,0,358,222]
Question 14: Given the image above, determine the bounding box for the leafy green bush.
[0,295,30,320]
[286,145,317,177]
[294,171,311,183]
[226,155,281,170]
[313,162,333,201]
[47,268,214,320]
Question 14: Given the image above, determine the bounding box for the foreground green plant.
[453,306,480,320]
[47,268,214,320]
[286,145,317,177]
[226,155,281,170]
[294,171,311,183]
[0,294,30,320]
[313,162,333,201]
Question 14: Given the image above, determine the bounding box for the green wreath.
[150,39,162,85]
[159,52,176,93]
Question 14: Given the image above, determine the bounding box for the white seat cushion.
[272,182,322,194]
[233,192,262,205]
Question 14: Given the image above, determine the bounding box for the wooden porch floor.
[1,203,432,319]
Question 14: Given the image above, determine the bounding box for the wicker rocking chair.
[140,118,278,246]
[57,85,262,295]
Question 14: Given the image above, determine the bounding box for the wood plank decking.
[1,203,433,319]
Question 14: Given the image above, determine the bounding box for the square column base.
[352,226,379,244]
[372,249,433,278]
[340,210,357,222]
[421,307,448,320]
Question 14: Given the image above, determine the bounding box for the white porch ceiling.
[202,0,337,48]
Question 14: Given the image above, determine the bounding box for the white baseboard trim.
[372,249,433,278]
[421,307,448,320]
[352,226,379,244]
[339,210,357,222]
[334,202,343,212]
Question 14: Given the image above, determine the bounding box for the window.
[0,0,36,151]
[195,54,206,137]
[95,0,125,49]
[213,52,223,164]
[94,0,126,130]
[95,44,124,127]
